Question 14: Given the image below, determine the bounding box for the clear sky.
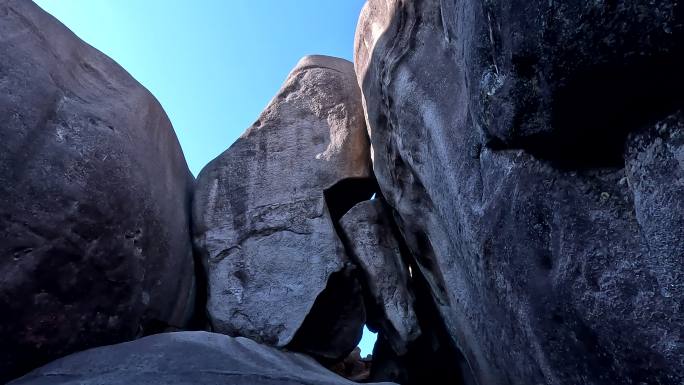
[34,0,365,176]
[34,0,377,357]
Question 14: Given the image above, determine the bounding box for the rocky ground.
[1,0,683,384]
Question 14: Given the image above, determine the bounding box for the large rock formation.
[192,55,373,356]
[356,1,684,384]
[339,199,420,355]
[9,331,398,385]
[0,1,196,381]
[4,0,684,383]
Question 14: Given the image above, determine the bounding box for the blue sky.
[34,0,377,357]
[34,0,365,176]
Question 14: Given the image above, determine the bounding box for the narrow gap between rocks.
[323,176,381,362]
[331,178,474,384]
[384,211,476,385]
[189,238,211,331]
[142,198,208,336]
[291,177,476,384]
[287,177,379,381]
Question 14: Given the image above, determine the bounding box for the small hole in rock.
[358,325,378,358]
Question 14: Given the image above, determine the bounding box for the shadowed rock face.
[0,1,196,381]
[9,332,399,385]
[339,200,469,385]
[356,1,684,384]
[287,265,367,362]
[339,199,420,355]
[192,55,372,357]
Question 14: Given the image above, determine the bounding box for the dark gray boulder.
[0,0,195,381]
[356,0,684,384]
[9,331,399,385]
[338,199,420,355]
[192,55,372,355]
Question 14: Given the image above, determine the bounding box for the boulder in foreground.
[10,332,398,385]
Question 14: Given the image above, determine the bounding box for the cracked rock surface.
[355,0,684,384]
[192,55,372,351]
[9,332,398,385]
[0,1,196,381]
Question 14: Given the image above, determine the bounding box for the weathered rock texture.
[339,199,420,355]
[193,55,372,353]
[9,332,399,385]
[338,199,468,385]
[0,1,195,382]
[356,1,684,384]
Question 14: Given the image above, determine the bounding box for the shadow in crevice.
[490,54,684,170]
[143,184,209,336]
[187,240,210,331]
[365,206,475,385]
[324,177,380,224]
[287,265,367,363]
[285,177,380,373]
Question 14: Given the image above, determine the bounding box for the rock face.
[356,1,684,384]
[192,55,372,353]
[9,331,399,385]
[0,1,196,382]
[339,199,420,355]
[286,266,367,362]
